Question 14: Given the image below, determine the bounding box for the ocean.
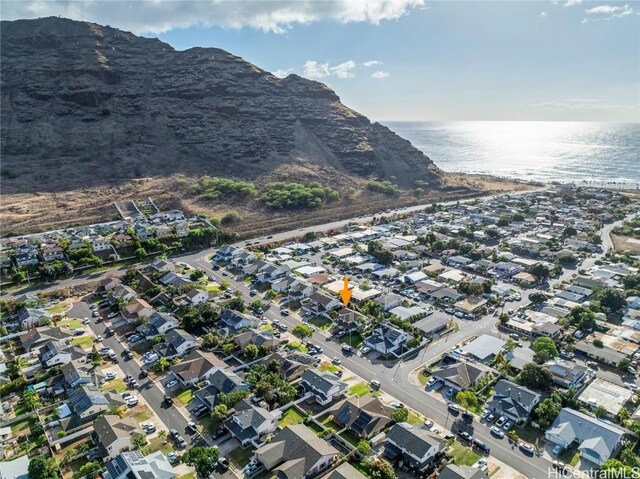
[384,121,640,187]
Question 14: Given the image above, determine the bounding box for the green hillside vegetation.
[259,182,340,209]
[192,176,257,200]
[366,180,400,196]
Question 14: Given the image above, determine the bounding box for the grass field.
[146,435,174,455]
[307,421,325,435]
[70,336,93,349]
[279,408,305,428]
[348,383,370,397]
[558,448,581,467]
[309,316,332,330]
[133,408,151,422]
[47,303,70,315]
[285,341,308,353]
[176,388,195,406]
[451,442,481,466]
[406,410,423,426]
[58,318,82,330]
[515,425,542,444]
[318,362,340,373]
[339,430,361,446]
[418,370,430,386]
[100,378,128,394]
[339,333,363,348]
[199,415,221,434]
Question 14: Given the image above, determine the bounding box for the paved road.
[186,256,553,479]
[66,302,204,448]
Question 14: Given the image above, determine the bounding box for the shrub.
[259,182,339,209]
[221,211,241,225]
[366,180,400,196]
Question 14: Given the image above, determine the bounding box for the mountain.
[0,17,498,235]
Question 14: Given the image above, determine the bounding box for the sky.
[2,0,639,122]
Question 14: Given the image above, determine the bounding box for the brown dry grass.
[0,172,531,237]
[611,234,640,254]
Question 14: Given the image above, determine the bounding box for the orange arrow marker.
[340,276,352,307]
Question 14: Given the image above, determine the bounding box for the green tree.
[202,332,220,350]
[600,459,634,478]
[244,343,259,360]
[73,462,101,479]
[28,456,60,479]
[292,323,313,340]
[182,446,220,478]
[190,269,205,281]
[362,457,397,479]
[532,337,559,364]
[91,345,101,368]
[222,342,235,355]
[6,357,28,378]
[562,226,577,238]
[134,247,147,259]
[250,300,264,310]
[132,434,148,450]
[593,405,608,418]
[227,296,246,312]
[22,389,41,411]
[212,403,228,421]
[533,397,562,429]
[391,407,409,423]
[597,287,626,312]
[455,390,479,410]
[528,292,548,304]
[357,440,372,456]
[517,363,553,391]
[152,357,171,373]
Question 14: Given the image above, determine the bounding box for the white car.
[105,372,116,381]
[427,377,438,387]
[126,397,139,407]
[187,421,197,432]
[166,380,178,389]
[82,318,90,325]
[625,382,638,391]
[332,357,342,365]
[424,419,434,428]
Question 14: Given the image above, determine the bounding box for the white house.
[365,324,410,356]
[185,289,208,306]
[386,423,445,472]
[300,369,348,406]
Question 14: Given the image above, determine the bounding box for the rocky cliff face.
[1,17,441,195]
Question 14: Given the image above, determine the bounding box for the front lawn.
[348,383,370,397]
[450,442,481,466]
[10,419,32,434]
[284,341,308,353]
[339,332,363,348]
[318,362,340,373]
[58,318,82,330]
[309,316,332,330]
[175,388,195,406]
[558,448,581,467]
[514,424,542,444]
[418,370,430,386]
[146,435,174,455]
[70,336,93,349]
[406,410,423,426]
[279,408,305,428]
[133,408,151,422]
[228,446,255,468]
[199,415,221,434]
[100,378,128,394]
[47,303,69,315]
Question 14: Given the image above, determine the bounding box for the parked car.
[552,444,563,456]
[458,431,473,442]
[166,380,178,389]
[126,397,139,407]
[495,416,507,427]
[426,377,438,387]
[166,452,180,465]
[519,443,535,455]
[187,421,197,432]
[448,403,460,413]
[332,357,342,365]
[473,439,490,453]
[370,380,381,389]
[490,426,505,438]
[218,457,230,470]
[164,395,173,405]
[361,346,372,355]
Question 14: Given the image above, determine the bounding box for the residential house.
[365,324,410,356]
[122,298,153,322]
[323,463,368,479]
[462,335,505,364]
[169,350,227,387]
[20,327,73,352]
[153,329,196,359]
[92,236,111,252]
[103,450,176,479]
[300,369,347,406]
[61,361,93,389]
[413,313,450,338]
[224,399,280,447]
[194,368,248,411]
[40,341,79,368]
[260,352,315,381]
[375,293,403,312]
[330,396,394,439]
[158,272,193,289]
[93,415,142,460]
[231,251,257,267]
[98,277,122,293]
[544,360,590,389]
[576,378,633,418]
[486,380,541,424]
[40,245,65,262]
[234,329,280,353]
[385,422,445,472]
[438,465,488,479]
[454,297,487,317]
[148,259,176,274]
[110,285,136,303]
[253,424,338,479]
[60,385,126,432]
[545,408,625,465]
[257,264,288,284]
[16,307,52,329]
[184,289,208,306]
[136,311,179,340]
[433,361,492,392]
[218,309,261,334]
[301,291,342,318]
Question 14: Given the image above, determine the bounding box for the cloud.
[371,71,390,79]
[330,61,357,79]
[583,4,634,21]
[302,61,331,79]
[564,0,583,6]
[539,11,548,18]
[272,69,292,78]
[0,0,427,34]
[362,60,382,67]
